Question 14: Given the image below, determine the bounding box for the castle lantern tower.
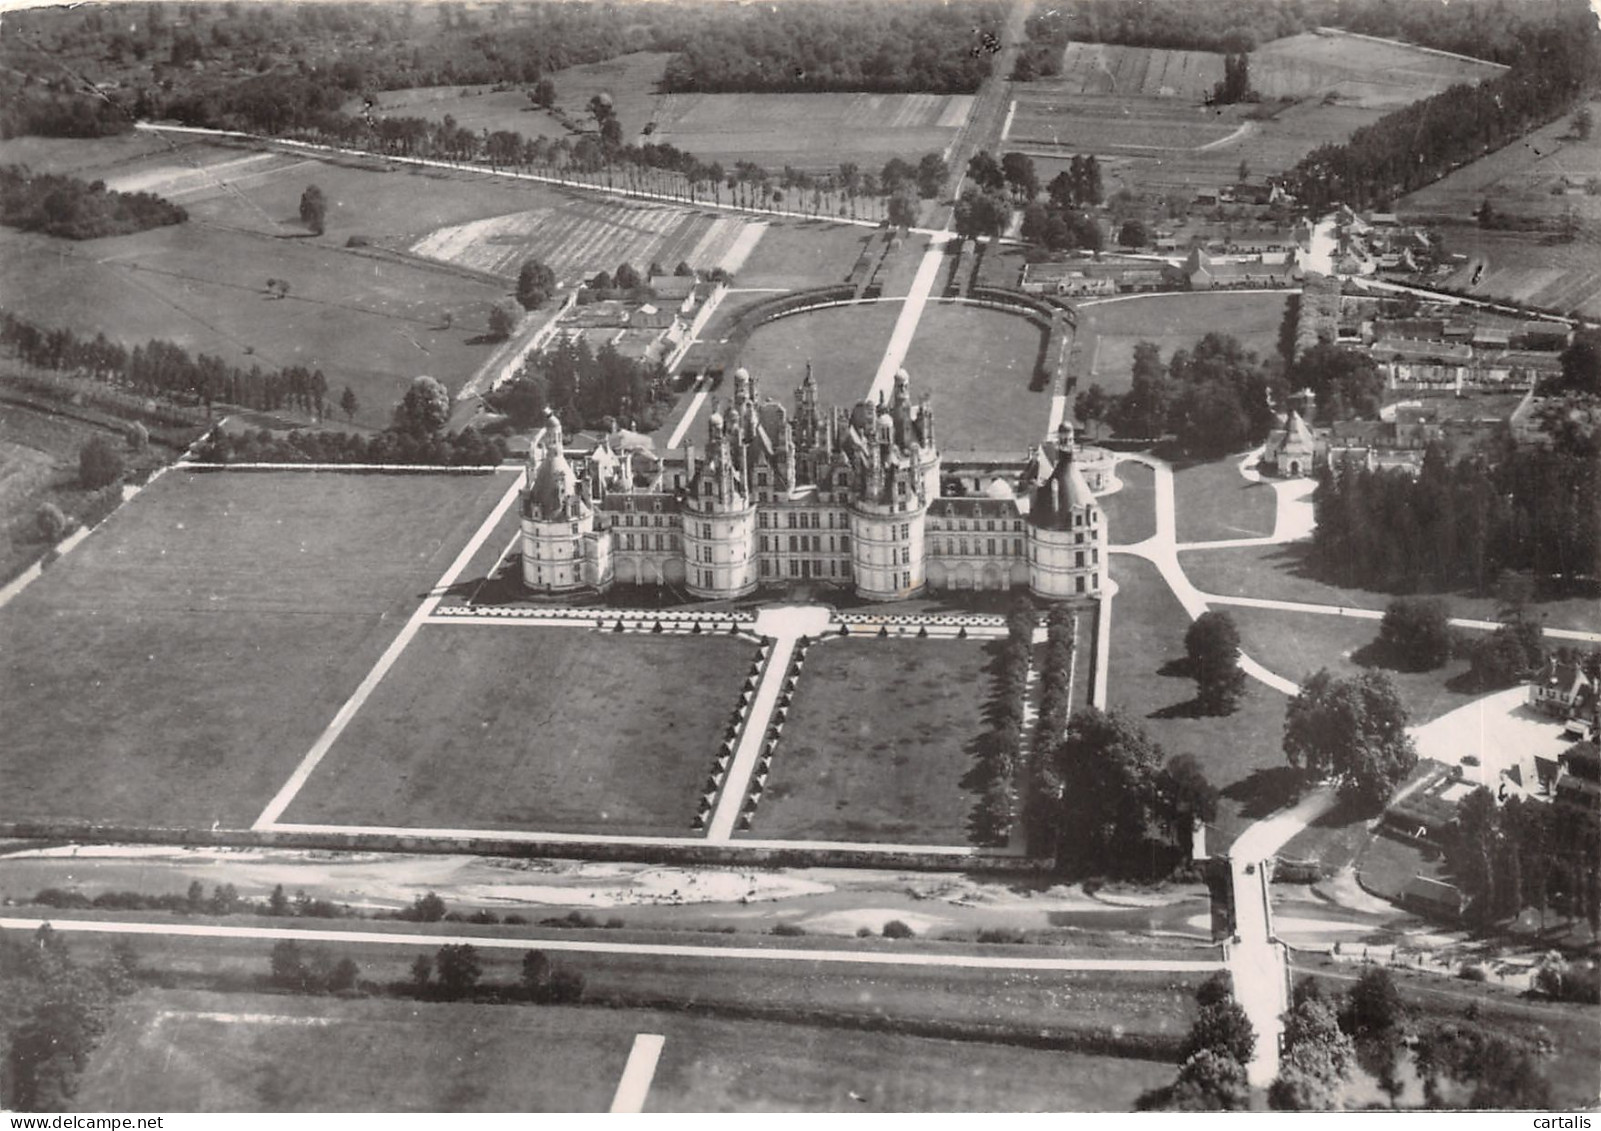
[682,407,758,599]
[1025,443,1103,602]
[846,376,934,601]
[521,413,610,593]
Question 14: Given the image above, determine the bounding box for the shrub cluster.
[0,165,186,240]
[195,425,507,467]
[968,600,1037,846]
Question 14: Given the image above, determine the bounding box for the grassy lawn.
[747,637,996,844]
[1225,607,1485,726]
[1077,292,1290,397]
[900,303,1049,452]
[1172,457,1277,544]
[286,626,756,835]
[0,470,514,827]
[728,220,874,292]
[1106,555,1292,843]
[646,1010,1170,1112]
[0,222,509,430]
[1179,542,1601,634]
[77,986,1175,1112]
[1102,459,1156,546]
[736,302,899,410]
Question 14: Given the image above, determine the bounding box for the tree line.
[0,165,186,240]
[1285,15,1599,212]
[1308,434,1598,597]
[268,939,586,1006]
[1444,782,1601,944]
[967,602,1038,846]
[1025,0,1591,66]
[1,310,331,419]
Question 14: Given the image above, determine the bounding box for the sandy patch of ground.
[1409,685,1573,791]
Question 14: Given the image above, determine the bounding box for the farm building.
[1529,658,1596,719]
[1167,249,1300,290]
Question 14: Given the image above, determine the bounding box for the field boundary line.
[0,916,1226,972]
[250,472,526,830]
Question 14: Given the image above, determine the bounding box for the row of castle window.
[930,518,1025,533]
[758,510,849,530]
[760,534,853,554]
[760,558,850,579]
[935,538,1024,557]
[618,533,682,552]
[616,513,677,528]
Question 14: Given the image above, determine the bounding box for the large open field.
[901,303,1050,451]
[1052,34,1500,106]
[411,199,765,284]
[650,91,972,173]
[283,626,755,836]
[1399,98,1601,223]
[1075,292,1290,395]
[0,470,516,828]
[1012,34,1497,198]
[360,52,973,174]
[78,987,1175,1112]
[1427,226,1601,320]
[1172,458,1277,544]
[747,638,996,845]
[0,211,509,431]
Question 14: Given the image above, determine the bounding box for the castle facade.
[520,368,1107,603]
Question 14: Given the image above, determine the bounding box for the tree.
[1343,966,1403,1037]
[880,157,916,195]
[1270,995,1355,1111]
[1074,383,1111,436]
[531,78,557,108]
[1049,708,1168,875]
[1142,1049,1251,1111]
[966,150,1005,193]
[886,188,920,229]
[614,262,641,290]
[953,188,1009,242]
[1118,218,1150,248]
[516,259,557,311]
[269,939,309,990]
[1557,327,1601,395]
[915,152,948,199]
[78,435,123,489]
[393,376,451,437]
[1573,105,1594,141]
[407,891,447,923]
[1469,617,1544,689]
[589,269,614,292]
[433,944,481,999]
[1000,151,1039,202]
[35,502,68,542]
[1287,342,1383,421]
[1283,669,1417,807]
[1377,597,1453,671]
[126,421,148,451]
[1182,1000,1256,1066]
[521,949,553,995]
[268,884,290,916]
[338,385,358,424]
[1185,611,1246,714]
[487,301,518,341]
[1160,752,1220,831]
[408,953,432,992]
[298,184,327,235]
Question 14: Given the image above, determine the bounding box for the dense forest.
[0,166,186,240]
[660,0,1001,94]
[0,0,1000,144]
[1309,433,1599,595]
[1025,0,1594,66]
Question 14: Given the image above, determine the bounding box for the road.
[0,915,1222,974]
[936,0,1033,227]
